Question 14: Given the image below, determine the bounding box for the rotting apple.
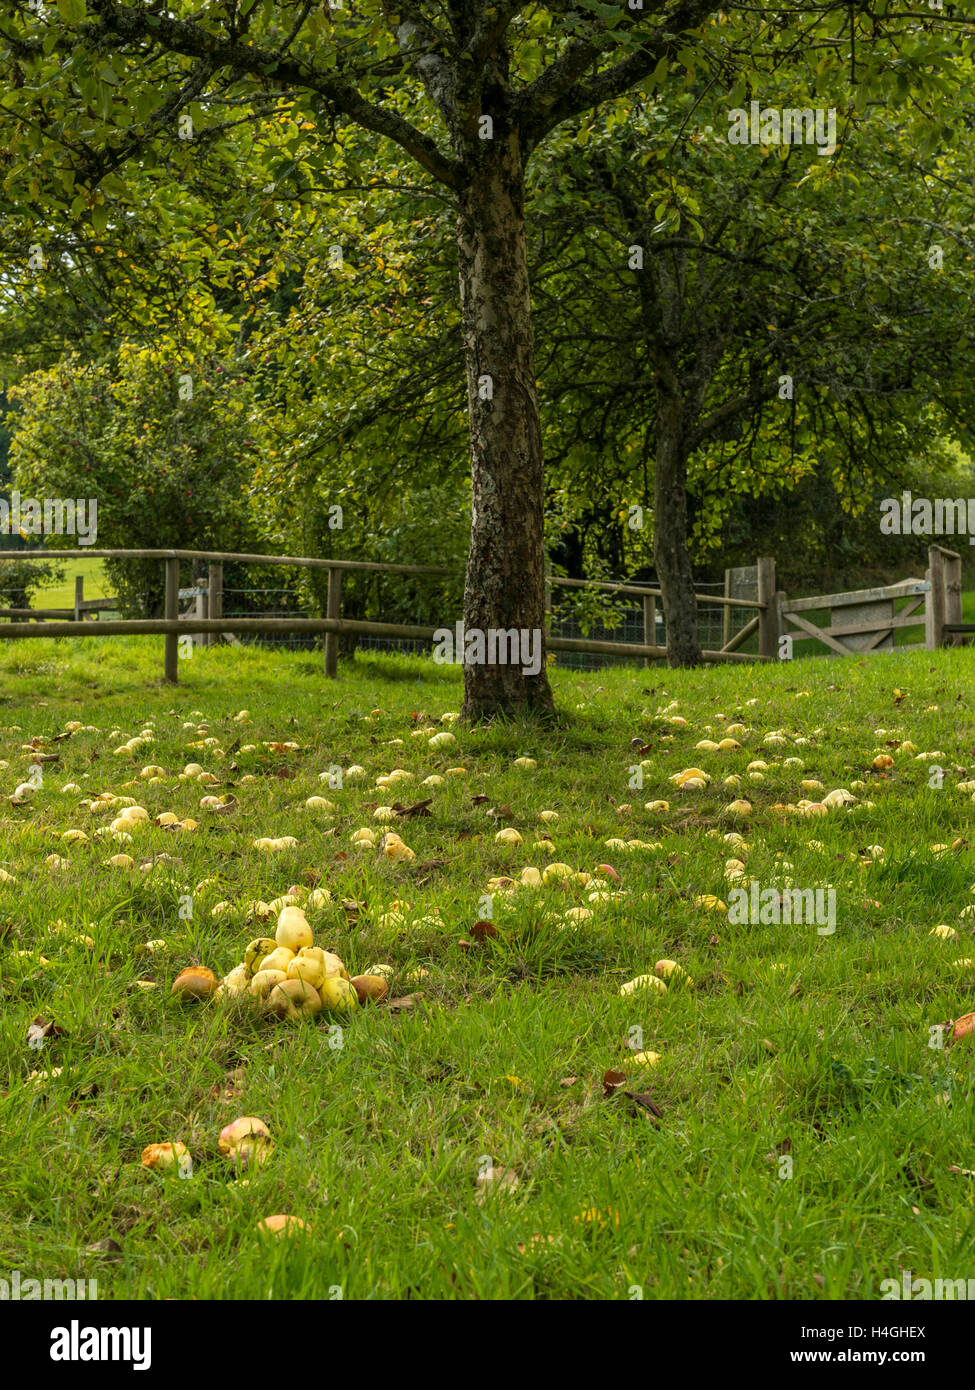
[171,966,218,1001]
[350,974,389,1004]
[141,1141,191,1173]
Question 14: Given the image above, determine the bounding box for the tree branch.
[84,0,463,188]
[516,0,717,151]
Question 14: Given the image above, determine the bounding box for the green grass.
[1,634,974,1300]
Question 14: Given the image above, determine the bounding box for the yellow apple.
[318,976,359,1014]
[266,978,323,1020]
[365,962,395,983]
[243,937,277,977]
[629,1050,661,1069]
[275,905,313,952]
[287,946,327,989]
[257,945,296,974]
[619,974,667,997]
[250,968,288,1000]
[655,959,693,988]
[320,951,349,980]
[220,964,251,999]
[495,828,523,845]
[141,1141,191,1174]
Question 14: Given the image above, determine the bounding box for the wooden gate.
[774,578,929,657]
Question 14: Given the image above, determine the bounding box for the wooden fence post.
[943,549,962,647]
[164,557,179,682]
[74,575,84,623]
[774,591,787,661]
[208,562,223,649]
[722,568,731,649]
[926,546,946,650]
[756,556,777,659]
[324,565,342,678]
[643,594,656,669]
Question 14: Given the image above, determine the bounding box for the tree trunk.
[456,128,554,722]
[654,394,703,667]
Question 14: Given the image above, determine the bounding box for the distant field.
[32,558,110,609]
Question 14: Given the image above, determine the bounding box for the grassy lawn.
[1,635,974,1299]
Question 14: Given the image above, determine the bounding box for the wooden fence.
[0,547,774,683]
[772,546,963,657]
[0,545,963,681]
[775,577,930,657]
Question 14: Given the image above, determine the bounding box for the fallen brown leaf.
[624,1091,664,1118]
[387,995,417,1012]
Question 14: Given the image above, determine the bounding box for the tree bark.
[456,125,554,721]
[653,393,703,667]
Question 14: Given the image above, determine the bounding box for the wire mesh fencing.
[218,579,745,671]
[221,587,318,651]
[550,582,729,671]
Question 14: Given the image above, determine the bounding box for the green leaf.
[56,0,87,22]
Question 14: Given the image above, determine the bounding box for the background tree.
[1,0,965,709]
[8,345,264,614]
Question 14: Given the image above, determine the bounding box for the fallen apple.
[275,905,313,952]
[219,964,251,999]
[218,1116,271,1157]
[256,945,295,975]
[318,976,359,1014]
[629,1050,661,1069]
[171,966,218,1001]
[655,959,693,988]
[141,1141,191,1173]
[951,1011,975,1042]
[266,977,323,1020]
[350,974,389,1004]
[619,974,667,997]
[256,1214,305,1237]
[249,968,288,1000]
[287,946,327,989]
[495,827,523,846]
[243,937,277,977]
[365,962,395,983]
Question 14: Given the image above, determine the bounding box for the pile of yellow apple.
[173,903,390,1021]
